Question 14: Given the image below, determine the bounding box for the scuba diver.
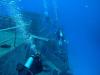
[17,33,52,75]
[16,33,44,75]
[56,28,66,47]
[16,52,43,75]
[26,52,43,75]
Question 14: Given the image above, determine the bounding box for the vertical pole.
[14,29,17,48]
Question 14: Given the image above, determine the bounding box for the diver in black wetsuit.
[56,28,66,47]
[17,52,43,75]
[17,33,43,75]
[27,53,43,75]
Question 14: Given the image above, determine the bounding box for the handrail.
[31,35,49,42]
[0,26,19,32]
[0,34,49,46]
[0,37,14,45]
[0,25,28,32]
[0,25,49,46]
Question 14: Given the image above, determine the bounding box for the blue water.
[0,0,100,75]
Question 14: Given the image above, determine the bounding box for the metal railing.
[0,26,49,46]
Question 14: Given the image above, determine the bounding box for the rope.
[52,0,61,28]
[43,0,49,17]
[52,0,59,22]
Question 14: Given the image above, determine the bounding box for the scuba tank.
[16,52,43,75]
